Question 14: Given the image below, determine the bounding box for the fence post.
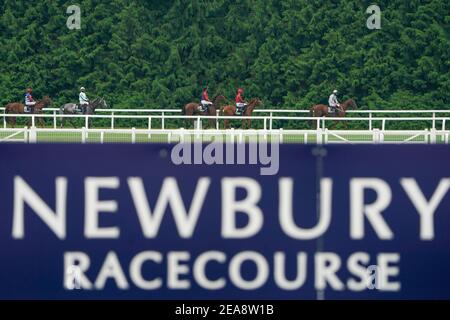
[445,133,449,145]
[100,131,104,144]
[23,126,29,143]
[269,112,273,130]
[324,128,329,144]
[430,128,436,144]
[373,129,380,144]
[316,118,320,130]
[132,127,136,144]
[279,128,283,144]
[53,110,57,129]
[442,119,446,131]
[304,132,308,145]
[81,127,86,143]
[32,115,35,127]
[3,109,6,129]
[316,128,323,145]
[111,112,115,129]
[85,115,89,138]
[369,113,372,131]
[263,117,268,140]
[382,119,386,131]
[29,126,37,143]
[167,131,172,143]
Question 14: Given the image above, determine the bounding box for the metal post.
[3,110,6,129]
[132,127,136,144]
[430,128,436,144]
[29,126,37,143]
[369,113,372,131]
[81,127,86,143]
[53,110,57,129]
[111,112,115,129]
[373,129,380,144]
[382,119,386,131]
[269,112,273,130]
[100,131,104,144]
[32,115,35,127]
[23,126,28,143]
[442,119,446,131]
[432,112,436,130]
[85,115,89,138]
[316,128,323,145]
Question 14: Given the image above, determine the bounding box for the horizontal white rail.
[1,127,448,145]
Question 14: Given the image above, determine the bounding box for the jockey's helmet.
[238,88,244,93]
[333,89,338,94]
[80,87,85,91]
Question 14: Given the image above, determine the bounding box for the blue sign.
[0,144,449,299]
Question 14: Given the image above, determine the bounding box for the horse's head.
[100,97,109,109]
[249,98,263,109]
[36,96,52,109]
[213,95,227,106]
[348,98,358,110]
[342,98,357,111]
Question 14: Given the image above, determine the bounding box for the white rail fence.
[1,126,448,145]
[1,107,450,130]
[1,113,450,132]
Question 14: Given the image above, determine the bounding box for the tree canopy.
[0,0,448,111]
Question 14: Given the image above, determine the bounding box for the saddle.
[198,104,209,112]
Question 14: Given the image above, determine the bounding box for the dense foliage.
[0,0,448,112]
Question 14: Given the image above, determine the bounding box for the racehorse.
[309,98,358,129]
[4,96,52,128]
[60,97,108,128]
[182,95,227,129]
[221,98,263,129]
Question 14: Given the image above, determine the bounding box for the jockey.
[235,88,247,115]
[24,88,36,113]
[79,87,89,114]
[328,89,340,113]
[200,87,213,112]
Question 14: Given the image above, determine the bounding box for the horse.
[221,98,263,129]
[182,95,227,129]
[60,97,108,128]
[4,96,52,128]
[309,98,358,129]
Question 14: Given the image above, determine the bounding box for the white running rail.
[1,127,448,145]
